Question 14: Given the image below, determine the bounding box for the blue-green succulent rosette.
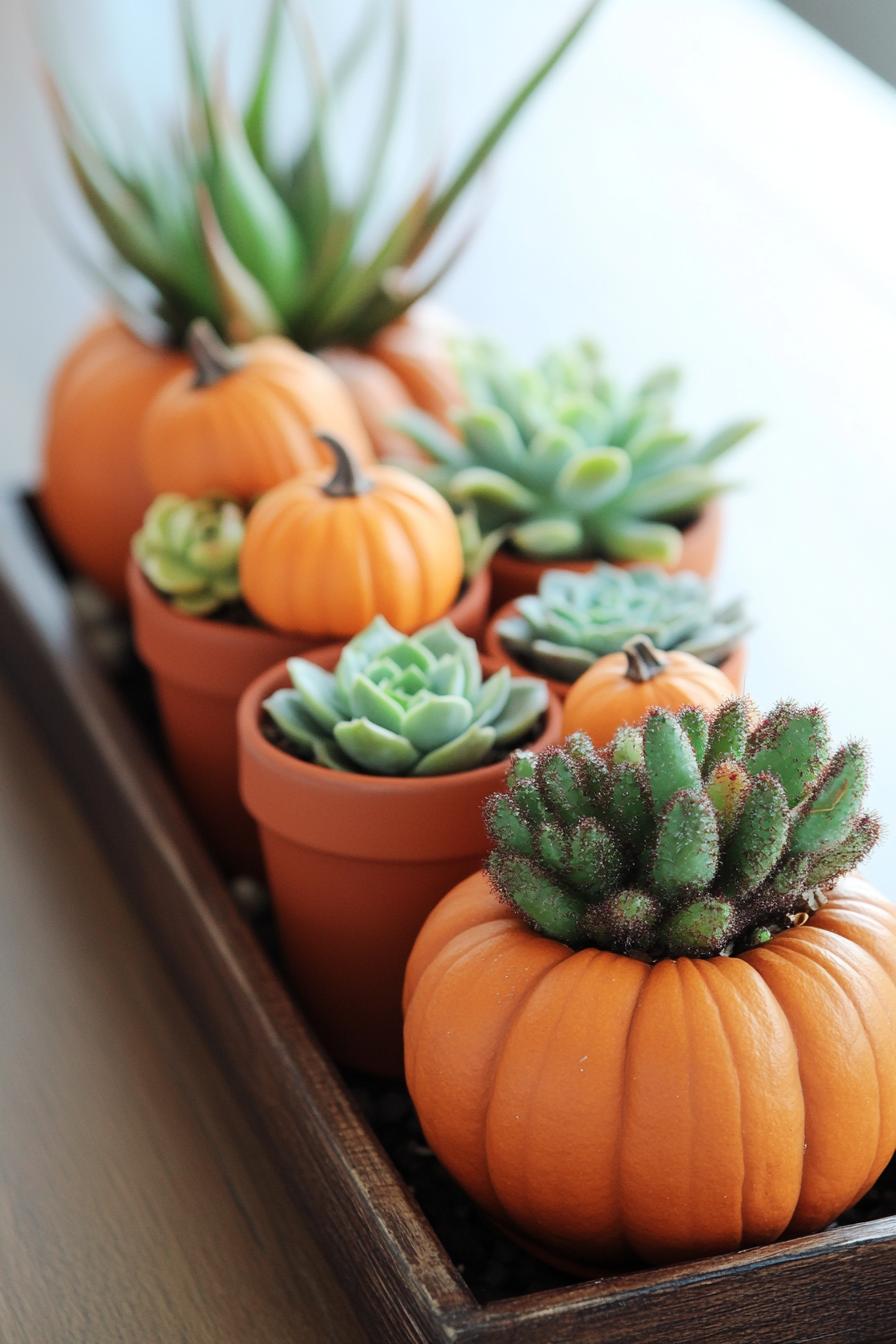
[263,617,550,777]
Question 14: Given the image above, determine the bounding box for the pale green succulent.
[497,566,750,682]
[133,494,244,615]
[264,617,548,776]
[399,337,758,566]
[486,703,880,958]
[47,1,599,349]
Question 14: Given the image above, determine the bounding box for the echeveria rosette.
[133,493,245,615]
[485,699,880,958]
[497,565,750,682]
[398,337,758,566]
[264,617,549,777]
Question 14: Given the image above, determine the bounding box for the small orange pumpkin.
[563,634,735,747]
[40,316,189,600]
[240,435,464,638]
[139,320,374,500]
[404,870,896,1269]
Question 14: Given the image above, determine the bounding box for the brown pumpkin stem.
[188,318,244,388]
[623,635,668,683]
[319,433,373,497]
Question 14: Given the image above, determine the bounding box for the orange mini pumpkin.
[139,320,373,500]
[40,316,189,600]
[240,435,464,638]
[404,870,896,1270]
[563,634,735,747]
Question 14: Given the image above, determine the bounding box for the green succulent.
[47,1,599,349]
[398,337,758,566]
[133,493,244,615]
[496,565,750,682]
[485,700,880,958]
[264,617,548,776]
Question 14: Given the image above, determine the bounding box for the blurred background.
[1,0,895,884]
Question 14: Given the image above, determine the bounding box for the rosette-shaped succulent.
[497,566,750,681]
[264,617,548,776]
[486,700,880,957]
[400,338,758,565]
[132,493,244,615]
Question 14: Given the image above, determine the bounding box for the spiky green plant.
[133,493,244,614]
[47,1,600,349]
[398,337,758,566]
[264,616,548,775]
[496,565,750,682]
[485,701,880,957]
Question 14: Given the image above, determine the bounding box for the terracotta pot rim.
[238,654,562,798]
[486,595,746,692]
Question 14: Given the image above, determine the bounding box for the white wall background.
[2,0,896,886]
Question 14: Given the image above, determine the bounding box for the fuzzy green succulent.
[264,617,548,776]
[133,494,245,614]
[485,700,880,958]
[497,565,750,682]
[399,337,758,566]
[47,1,599,349]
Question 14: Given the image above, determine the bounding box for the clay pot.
[128,562,317,873]
[129,562,492,872]
[237,653,562,1076]
[488,500,724,611]
[484,596,747,700]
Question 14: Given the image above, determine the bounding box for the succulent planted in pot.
[486,702,879,956]
[404,700,896,1269]
[400,336,758,567]
[132,493,245,615]
[495,565,749,682]
[39,0,600,596]
[264,617,549,776]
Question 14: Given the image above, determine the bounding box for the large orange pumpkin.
[139,320,373,499]
[240,435,464,638]
[404,870,896,1269]
[563,634,735,747]
[39,316,188,600]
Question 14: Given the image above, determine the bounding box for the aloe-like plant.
[264,616,548,776]
[399,337,758,566]
[133,493,245,614]
[47,1,600,348]
[496,565,750,681]
[485,701,880,957]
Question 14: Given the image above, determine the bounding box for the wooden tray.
[3,488,896,1344]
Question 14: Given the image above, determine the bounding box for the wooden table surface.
[2,0,895,1340]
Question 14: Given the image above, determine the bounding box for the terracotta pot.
[484,596,747,699]
[488,500,724,611]
[448,567,491,644]
[128,561,316,874]
[129,560,491,872]
[237,653,562,1076]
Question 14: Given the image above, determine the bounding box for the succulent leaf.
[265,617,547,777]
[483,699,877,959]
[643,710,702,811]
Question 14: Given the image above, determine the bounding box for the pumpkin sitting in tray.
[403,699,896,1270]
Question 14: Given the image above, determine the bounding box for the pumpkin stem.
[623,635,668,683]
[319,433,373,497]
[188,318,244,388]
